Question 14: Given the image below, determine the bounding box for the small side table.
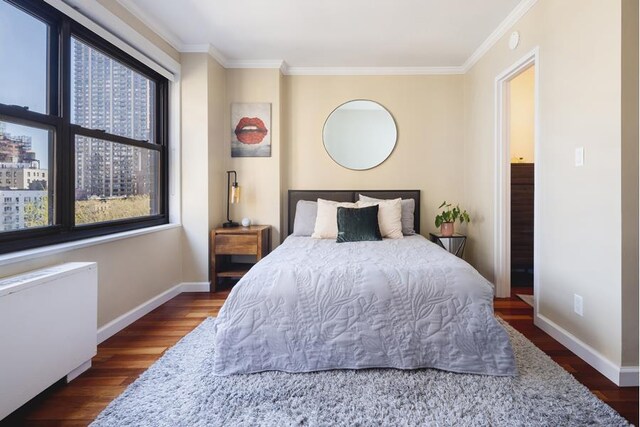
[429,232,467,258]
[210,225,271,292]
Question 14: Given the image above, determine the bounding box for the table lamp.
[223,170,240,228]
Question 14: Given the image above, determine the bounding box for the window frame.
[0,0,169,254]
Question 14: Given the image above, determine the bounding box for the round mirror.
[322,100,397,170]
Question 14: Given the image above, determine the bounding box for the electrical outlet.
[575,147,584,166]
[574,294,583,316]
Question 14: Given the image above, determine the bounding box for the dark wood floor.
[2,286,638,426]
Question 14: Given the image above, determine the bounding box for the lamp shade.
[230,183,240,204]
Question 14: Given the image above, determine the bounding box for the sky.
[0,0,50,168]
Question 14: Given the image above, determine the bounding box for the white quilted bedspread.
[212,235,517,376]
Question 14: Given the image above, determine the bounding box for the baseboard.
[180,281,210,292]
[96,282,210,344]
[535,313,639,387]
[618,366,640,387]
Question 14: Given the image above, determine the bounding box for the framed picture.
[231,103,271,157]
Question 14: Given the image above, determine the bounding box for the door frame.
[493,47,540,309]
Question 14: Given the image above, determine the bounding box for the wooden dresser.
[210,225,271,292]
[511,163,534,272]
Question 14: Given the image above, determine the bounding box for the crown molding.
[207,45,231,67]
[180,44,230,67]
[115,0,185,51]
[178,45,286,71]
[179,44,211,53]
[114,0,537,76]
[285,66,464,76]
[462,0,539,73]
[225,59,286,70]
[115,0,234,69]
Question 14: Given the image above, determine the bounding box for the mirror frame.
[322,99,398,171]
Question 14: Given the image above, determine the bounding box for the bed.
[212,190,516,376]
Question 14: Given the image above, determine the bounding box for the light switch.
[574,294,583,316]
[575,147,584,167]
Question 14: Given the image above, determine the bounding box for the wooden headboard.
[288,190,421,235]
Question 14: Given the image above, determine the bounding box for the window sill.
[0,223,182,267]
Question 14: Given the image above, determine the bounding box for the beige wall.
[208,57,228,234]
[464,0,637,367]
[225,69,283,248]
[181,54,211,282]
[279,72,288,238]
[509,66,535,163]
[0,229,182,327]
[283,75,465,237]
[621,0,639,366]
[181,53,227,282]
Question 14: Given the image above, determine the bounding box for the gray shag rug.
[91,318,631,427]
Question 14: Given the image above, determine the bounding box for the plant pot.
[440,222,454,237]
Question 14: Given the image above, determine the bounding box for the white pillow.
[359,194,415,235]
[312,198,358,239]
[356,198,403,239]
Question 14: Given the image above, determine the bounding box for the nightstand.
[429,232,467,258]
[210,225,271,292]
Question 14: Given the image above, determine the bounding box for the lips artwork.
[234,117,268,144]
[231,103,271,157]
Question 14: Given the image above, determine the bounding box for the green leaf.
[436,201,472,229]
[435,201,472,228]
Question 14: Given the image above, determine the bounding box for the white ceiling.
[114,0,532,73]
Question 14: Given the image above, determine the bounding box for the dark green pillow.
[336,205,382,243]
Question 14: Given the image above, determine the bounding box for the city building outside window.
[0,0,169,253]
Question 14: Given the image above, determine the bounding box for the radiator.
[0,262,97,420]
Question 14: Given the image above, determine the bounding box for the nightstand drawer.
[211,225,271,292]
[215,234,257,255]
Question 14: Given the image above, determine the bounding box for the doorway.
[508,65,535,304]
[494,48,539,312]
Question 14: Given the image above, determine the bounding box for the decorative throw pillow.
[359,194,415,235]
[292,200,317,236]
[336,205,382,243]
[312,198,358,239]
[356,197,403,239]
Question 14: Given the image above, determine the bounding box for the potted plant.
[435,201,471,237]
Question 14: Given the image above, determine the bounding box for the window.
[0,0,48,114]
[74,136,160,225]
[0,0,168,253]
